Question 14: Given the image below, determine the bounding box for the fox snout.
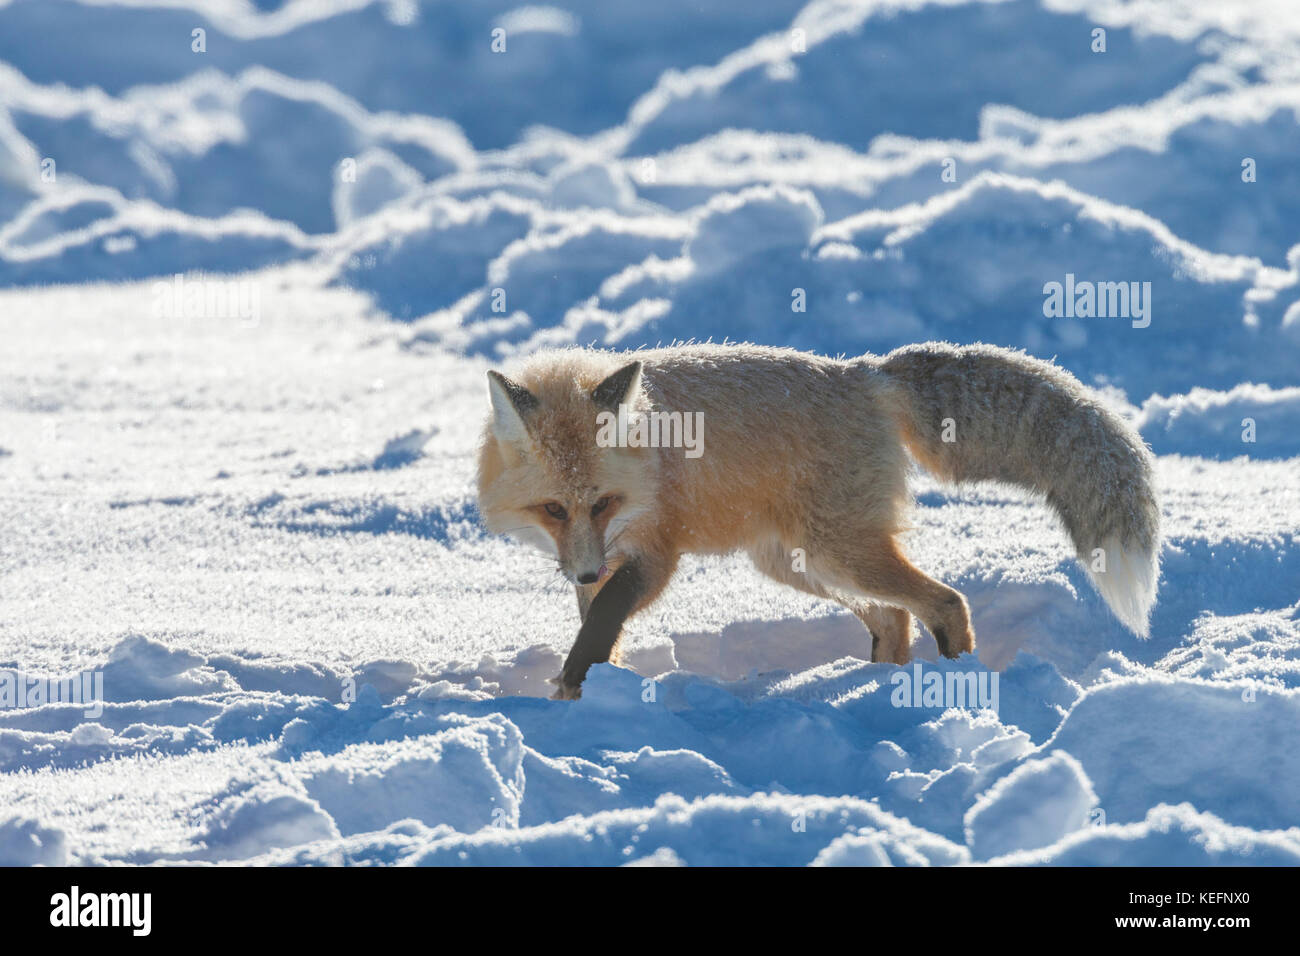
[561,522,608,584]
[574,563,611,585]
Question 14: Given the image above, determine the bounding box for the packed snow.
[0,0,1298,866]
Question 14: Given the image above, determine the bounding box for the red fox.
[477,342,1161,699]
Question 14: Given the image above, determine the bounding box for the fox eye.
[591,496,611,517]
[543,502,567,520]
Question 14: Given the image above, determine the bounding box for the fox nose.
[576,571,600,585]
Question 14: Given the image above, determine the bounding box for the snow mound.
[1137,384,1300,459]
[965,751,1098,859]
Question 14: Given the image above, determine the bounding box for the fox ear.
[591,361,643,411]
[487,370,538,444]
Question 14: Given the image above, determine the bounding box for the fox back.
[476,344,910,578]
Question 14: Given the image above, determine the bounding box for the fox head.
[476,353,658,585]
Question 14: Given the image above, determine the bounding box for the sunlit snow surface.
[1,0,1298,865]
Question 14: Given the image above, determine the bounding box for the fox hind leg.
[829,535,974,660]
[748,541,915,664]
[855,604,913,665]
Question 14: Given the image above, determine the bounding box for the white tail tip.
[1088,535,1159,638]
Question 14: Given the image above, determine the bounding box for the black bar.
[0,865,1286,942]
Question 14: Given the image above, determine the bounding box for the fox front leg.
[575,583,596,623]
[553,561,646,700]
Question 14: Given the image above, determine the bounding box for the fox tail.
[877,342,1161,636]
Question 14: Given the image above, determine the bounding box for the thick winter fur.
[477,342,1161,698]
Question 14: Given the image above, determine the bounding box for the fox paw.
[549,674,583,700]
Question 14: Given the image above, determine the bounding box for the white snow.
[965,750,1098,859]
[0,0,1298,865]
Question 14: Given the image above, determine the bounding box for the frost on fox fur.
[477,341,1161,696]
